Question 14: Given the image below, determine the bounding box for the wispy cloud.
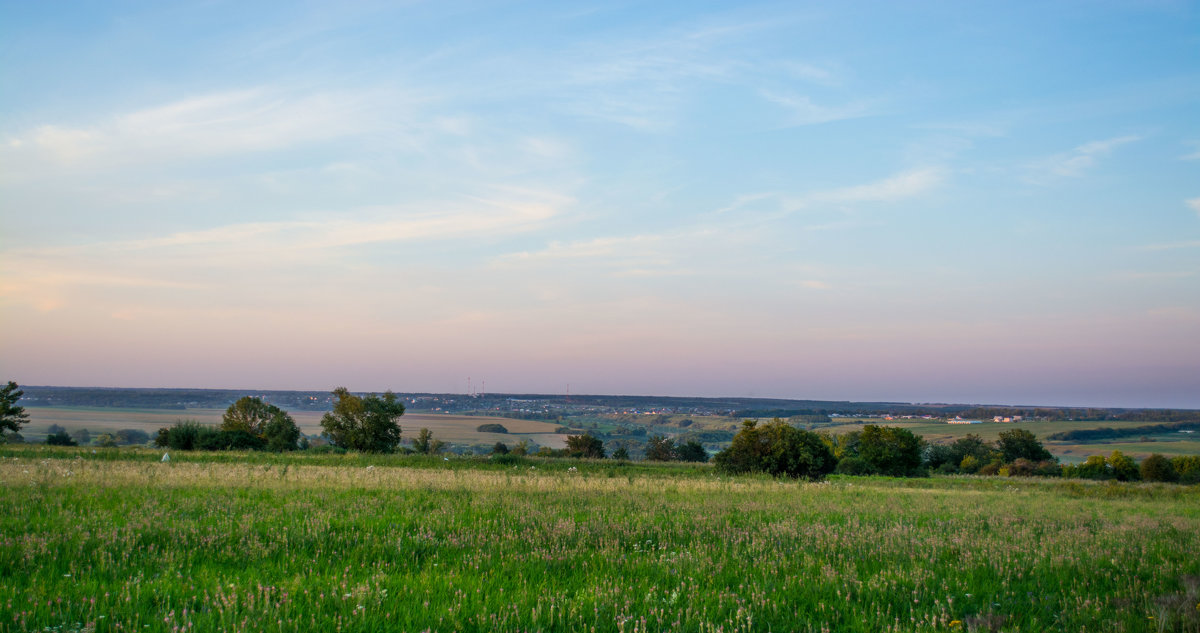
[2,86,416,168]
[0,187,570,312]
[760,90,873,126]
[1187,197,1200,217]
[808,167,945,204]
[1026,135,1141,181]
[1139,240,1200,252]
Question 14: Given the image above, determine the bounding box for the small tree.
[676,440,708,463]
[645,435,676,461]
[857,425,924,477]
[320,388,405,453]
[1140,454,1177,483]
[1,381,30,442]
[115,429,151,446]
[566,433,605,459]
[71,428,91,445]
[46,431,77,446]
[996,428,1052,463]
[1108,450,1139,481]
[714,419,836,480]
[612,445,630,461]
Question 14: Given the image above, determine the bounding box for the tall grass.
[2,450,1198,632]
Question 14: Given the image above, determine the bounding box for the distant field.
[2,448,1197,632]
[22,407,569,449]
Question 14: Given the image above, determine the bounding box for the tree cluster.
[713,420,837,480]
[319,388,405,453]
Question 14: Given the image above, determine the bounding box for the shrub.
[834,456,873,476]
[959,455,982,474]
[320,388,405,453]
[1007,458,1035,477]
[676,440,708,463]
[491,441,509,455]
[46,431,77,446]
[996,428,1053,463]
[1033,460,1062,477]
[1140,454,1177,483]
[714,419,836,480]
[1108,450,1139,481]
[158,420,205,450]
[115,429,151,446]
[978,459,1004,476]
[566,433,605,459]
[490,453,525,466]
[1171,455,1200,485]
[857,425,924,477]
[645,435,676,461]
[476,424,509,434]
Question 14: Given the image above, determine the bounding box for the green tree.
[511,439,531,456]
[996,428,1052,463]
[1,381,29,442]
[221,397,300,451]
[858,425,924,477]
[412,428,444,454]
[46,431,77,446]
[566,433,605,459]
[1140,454,1177,483]
[319,387,405,453]
[714,419,836,480]
[645,435,676,461]
[71,428,91,445]
[115,429,151,445]
[611,445,630,461]
[263,414,302,452]
[1108,450,1139,481]
[491,441,509,455]
[676,440,708,463]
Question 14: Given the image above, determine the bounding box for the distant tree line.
[1045,420,1200,442]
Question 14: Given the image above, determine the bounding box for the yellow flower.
[949,620,962,628]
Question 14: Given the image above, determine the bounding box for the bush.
[676,440,708,463]
[320,388,405,453]
[645,435,676,461]
[959,455,982,474]
[491,441,509,455]
[1007,458,1035,477]
[978,459,1004,476]
[115,429,151,446]
[158,420,205,450]
[714,419,836,480]
[1033,460,1062,477]
[996,429,1053,463]
[46,431,77,446]
[1140,454,1177,483]
[857,425,924,477]
[476,424,509,434]
[1171,455,1200,485]
[566,433,605,459]
[834,456,873,476]
[1108,450,1139,481]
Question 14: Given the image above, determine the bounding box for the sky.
[1,1,1198,408]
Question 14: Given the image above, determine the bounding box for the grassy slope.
[2,447,1198,633]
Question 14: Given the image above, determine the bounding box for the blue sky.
[1,1,1198,407]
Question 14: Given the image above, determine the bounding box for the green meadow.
[2,447,1199,633]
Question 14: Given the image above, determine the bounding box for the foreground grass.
[2,451,1199,632]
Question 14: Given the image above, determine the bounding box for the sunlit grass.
[2,449,1198,632]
